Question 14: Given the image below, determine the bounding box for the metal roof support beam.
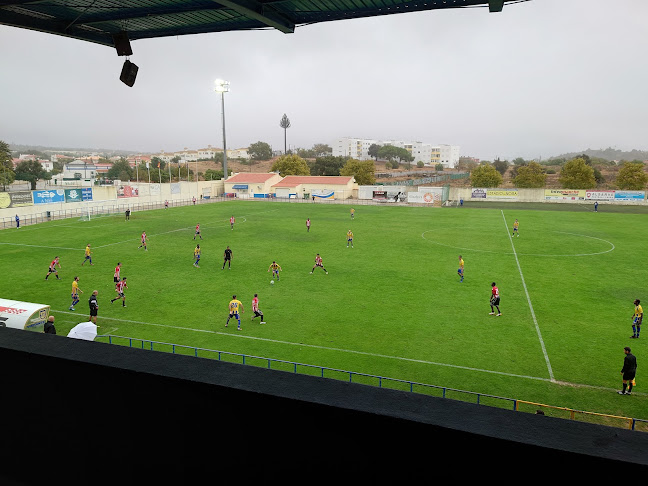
[488,0,505,12]
[210,0,295,33]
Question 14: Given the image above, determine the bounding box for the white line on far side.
[501,210,555,382]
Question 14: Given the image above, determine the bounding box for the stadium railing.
[0,193,422,229]
[97,334,648,432]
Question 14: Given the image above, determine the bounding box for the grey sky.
[0,0,646,160]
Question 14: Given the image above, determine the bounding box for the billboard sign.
[117,185,139,198]
[545,189,586,200]
[33,189,65,204]
[471,188,487,199]
[0,191,34,208]
[614,191,645,201]
[585,190,615,200]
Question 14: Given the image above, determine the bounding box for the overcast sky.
[0,0,646,160]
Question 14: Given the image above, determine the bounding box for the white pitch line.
[0,242,81,251]
[501,210,555,382]
[52,309,551,384]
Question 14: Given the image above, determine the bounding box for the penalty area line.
[501,210,555,382]
[52,309,552,384]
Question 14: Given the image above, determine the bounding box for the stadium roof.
[0,0,520,49]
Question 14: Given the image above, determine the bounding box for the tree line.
[469,155,648,190]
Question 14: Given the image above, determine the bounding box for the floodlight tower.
[214,79,230,181]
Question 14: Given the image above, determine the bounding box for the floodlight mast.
[214,79,230,181]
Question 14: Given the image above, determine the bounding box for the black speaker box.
[120,60,138,87]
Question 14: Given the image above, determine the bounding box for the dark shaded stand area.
[0,328,646,484]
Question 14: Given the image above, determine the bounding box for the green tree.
[0,140,15,189]
[204,168,232,180]
[435,163,444,171]
[271,154,310,177]
[248,141,273,161]
[513,161,546,188]
[51,161,64,175]
[493,159,509,176]
[14,160,49,190]
[310,156,346,176]
[340,158,376,185]
[616,162,648,190]
[296,148,315,158]
[416,161,424,168]
[470,164,502,188]
[559,157,596,189]
[107,158,134,182]
[279,114,291,154]
[368,144,381,161]
[312,144,332,157]
[151,156,166,170]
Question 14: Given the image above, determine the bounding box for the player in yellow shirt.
[81,244,93,266]
[268,261,282,281]
[69,276,83,311]
[346,230,354,248]
[226,295,244,330]
[350,208,355,220]
[512,219,519,237]
[458,255,464,283]
[631,299,643,339]
[193,245,201,268]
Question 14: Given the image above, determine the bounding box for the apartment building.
[332,137,460,168]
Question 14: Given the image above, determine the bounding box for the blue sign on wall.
[614,191,645,201]
[33,190,65,204]
[82,188,93,201]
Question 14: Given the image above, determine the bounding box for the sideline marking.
[52,309,551,383]
[421,230,614,257]
[53,309,637,394]
[0,242,80,251]
[501,210,555,382]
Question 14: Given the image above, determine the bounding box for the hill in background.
[549,147,648,162]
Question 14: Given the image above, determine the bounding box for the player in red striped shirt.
[114,262,122,283]
[45,256,62,280]
[310,254,328,275]
[194,223,202,240]
[110,277,128,307]
[137,231,148,251]
[230,216,235,230]
[251,293,265,324]
[489,282,501,316]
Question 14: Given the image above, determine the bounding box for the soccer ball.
[270,280,274,285]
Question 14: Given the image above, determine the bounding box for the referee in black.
[618,347,637,395]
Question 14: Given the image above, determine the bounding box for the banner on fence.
[170,183,181,194]
[117,185,139,198]
[0,191,34,208]
[33,190,65,204]
[544,189,586,200]
[585,190,615,200]
[614,191,645,201]
[408,187,442,204]
[150,184,161,196]
[487,189,518,200]
[471,188,487,199]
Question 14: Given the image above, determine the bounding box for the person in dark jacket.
[618,347,637,395]
[43,316,56,335]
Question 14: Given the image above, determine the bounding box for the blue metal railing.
[97,334,518,409]
[97,334,648,431]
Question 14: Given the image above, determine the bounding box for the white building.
[332,138,379,160]
[333,137,460,168]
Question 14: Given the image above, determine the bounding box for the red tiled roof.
[272,176,353,187]
[226,173,279,183]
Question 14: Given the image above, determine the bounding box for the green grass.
[1,201,646,420]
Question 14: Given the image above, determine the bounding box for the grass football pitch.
[1,200,646,421]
